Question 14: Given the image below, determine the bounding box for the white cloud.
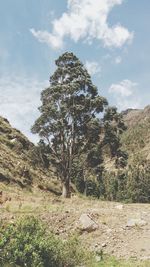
[115,56,122,64]
[109,79,141,110]
[30,29,64,50]
[109,79,136,97]
[30,0,133,49]
[0,75,49,142]
[85,61,101,76]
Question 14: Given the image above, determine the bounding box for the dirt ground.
[0,182,150,261]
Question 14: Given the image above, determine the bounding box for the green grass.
[91,256,150,267]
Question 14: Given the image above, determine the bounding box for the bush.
[0,217,87,267]
[85,179,100,198]
[126,159,150,203]
[102,170,128,202]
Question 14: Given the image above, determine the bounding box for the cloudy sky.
[0,0,150,142]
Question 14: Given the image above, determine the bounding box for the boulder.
[78,213,98,232]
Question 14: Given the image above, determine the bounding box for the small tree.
[31,52,107,197]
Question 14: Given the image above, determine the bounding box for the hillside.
[122,105,150,160]
[0,116,60,193]
[0,111,150,265]
[122,105,150,127]
[1,105,150,196]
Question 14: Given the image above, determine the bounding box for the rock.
[116,204,123,210]
[126,218,147,227]
[101,243,107,248]
[106,228,112,234]
[78,213,98,232]
[140,256,150,260]
[95,255,101,262]
[65,210,69,213]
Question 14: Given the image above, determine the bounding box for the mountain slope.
[0,105,150,199]
[0,116,60,193]
[122,105,150,160]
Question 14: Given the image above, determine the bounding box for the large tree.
[31,52,107,197]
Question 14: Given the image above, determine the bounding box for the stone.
[106,228,112,234]
[95,256,101,262]
[78,213,98,232]
[126,218,147,227]
[140,256,150,260]
[101,243,107,248]
[116,204,124,210]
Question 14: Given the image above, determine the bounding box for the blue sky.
[0,0,150,142]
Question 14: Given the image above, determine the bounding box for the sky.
[0,0,150,142]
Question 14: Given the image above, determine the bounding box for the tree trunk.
[83,169,87,197]
[62,179,70,198]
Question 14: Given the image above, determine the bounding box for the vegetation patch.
[0,216,89,267]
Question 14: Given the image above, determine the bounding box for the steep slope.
[121,105,150,160]
[0,105,149,200]
[122,105,150,127]
[0,116,60,193]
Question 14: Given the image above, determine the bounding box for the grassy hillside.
[0,116,60,194]
[1,105,150,201]
[122,105,150,160]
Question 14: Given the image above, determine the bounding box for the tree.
[103,106,128,167]
[28,139,50,168]
[126,157,150,203]
[31,52,107,197]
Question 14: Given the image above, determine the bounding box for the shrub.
[85,179,100,198]
[0,216,87,267]
[126,159,150,203]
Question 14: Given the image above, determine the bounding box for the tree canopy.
[32,52,127,198]
[31,52,108,197]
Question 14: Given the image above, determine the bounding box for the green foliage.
[85,179,100,198]
[125,158,150,203]
[71,158,85,193]
[122,118,150,155]
[103,107,128,167]
[102,156,150,203]
[91,255,150,267]
[102,169,128,201]
[103,171,118,201]
[116,114,150,203]
[28,139,50,169]
[70,146,104,197]
[31,52,108,197]
[115,150,128,168]
[0,217,87,267]
[62,235,88,267]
